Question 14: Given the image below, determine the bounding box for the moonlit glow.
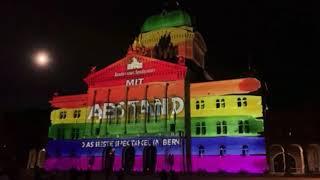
[34,51,50,67]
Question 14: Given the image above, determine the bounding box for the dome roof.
[141,10,192,33]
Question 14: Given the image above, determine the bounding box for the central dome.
[141,10,192,33]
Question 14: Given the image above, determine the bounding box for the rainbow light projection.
[44,10,267,174]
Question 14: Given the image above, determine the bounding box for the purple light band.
[44,155,267,173]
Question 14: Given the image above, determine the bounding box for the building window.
[217,121,227,135]
[216,99,225,108]
[239,121,243,134]
[196,100,205,110]
[196,100,200,110]
[200,100,205,109]
[73,110,81,119]
[71,128,80,139]
[59,111,67,119]
[222,121,227,134]
[95,128,100,136]
[237,97,248,107]
[244,120,250,133]
[242,145,249,156]
[196,122,200,135]
[196,122,206,135]
[198,145,205,157]
[238,120,250,134]
[219,145,226,156]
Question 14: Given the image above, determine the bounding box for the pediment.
[84,52,187,88]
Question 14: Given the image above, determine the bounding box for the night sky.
[0,1,319,138]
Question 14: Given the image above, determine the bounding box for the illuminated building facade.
[44,10,267,173]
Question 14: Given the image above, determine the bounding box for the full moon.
[34,51,50,67]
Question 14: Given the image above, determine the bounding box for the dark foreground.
[17,170,320,180]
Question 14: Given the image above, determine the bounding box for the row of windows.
[58,97,250,120]
[59,110,82,119]
[195,120,250,135]
[198,145,249,156]
[195,97,248,110]
[56,124,179,139]
[55,120,250,139]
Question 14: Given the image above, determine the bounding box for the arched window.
[198,145,205,157]
[37,149,46,168]
[221,99,225,108]
[196,100,200,110]
[216,121,221,134]
[73,110,81,119]
[216,99,220,108]
[242,145,249,156]
[220,145,226,156]
[285,153,296,173]
[243,97,248,106]
[244,120,250,133]
[200,100,205,109]
[238,120,244,134]
[274,154,285,172]
[237,97,248,107]
[238,120,250,134]
[59,111,67,119]
[201,122,206,135]
[217,121,227,135]
[237,98,242,107]
[27,149,37,169]
[216,99,225,108]
[71,128,80,139]
[222,121,227,134]
[196,122,206,135]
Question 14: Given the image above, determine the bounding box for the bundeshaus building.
[44,10,267,173]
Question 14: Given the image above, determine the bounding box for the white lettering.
[87,104,103,120]
[172,97,184,116]
[126,78,144,86]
